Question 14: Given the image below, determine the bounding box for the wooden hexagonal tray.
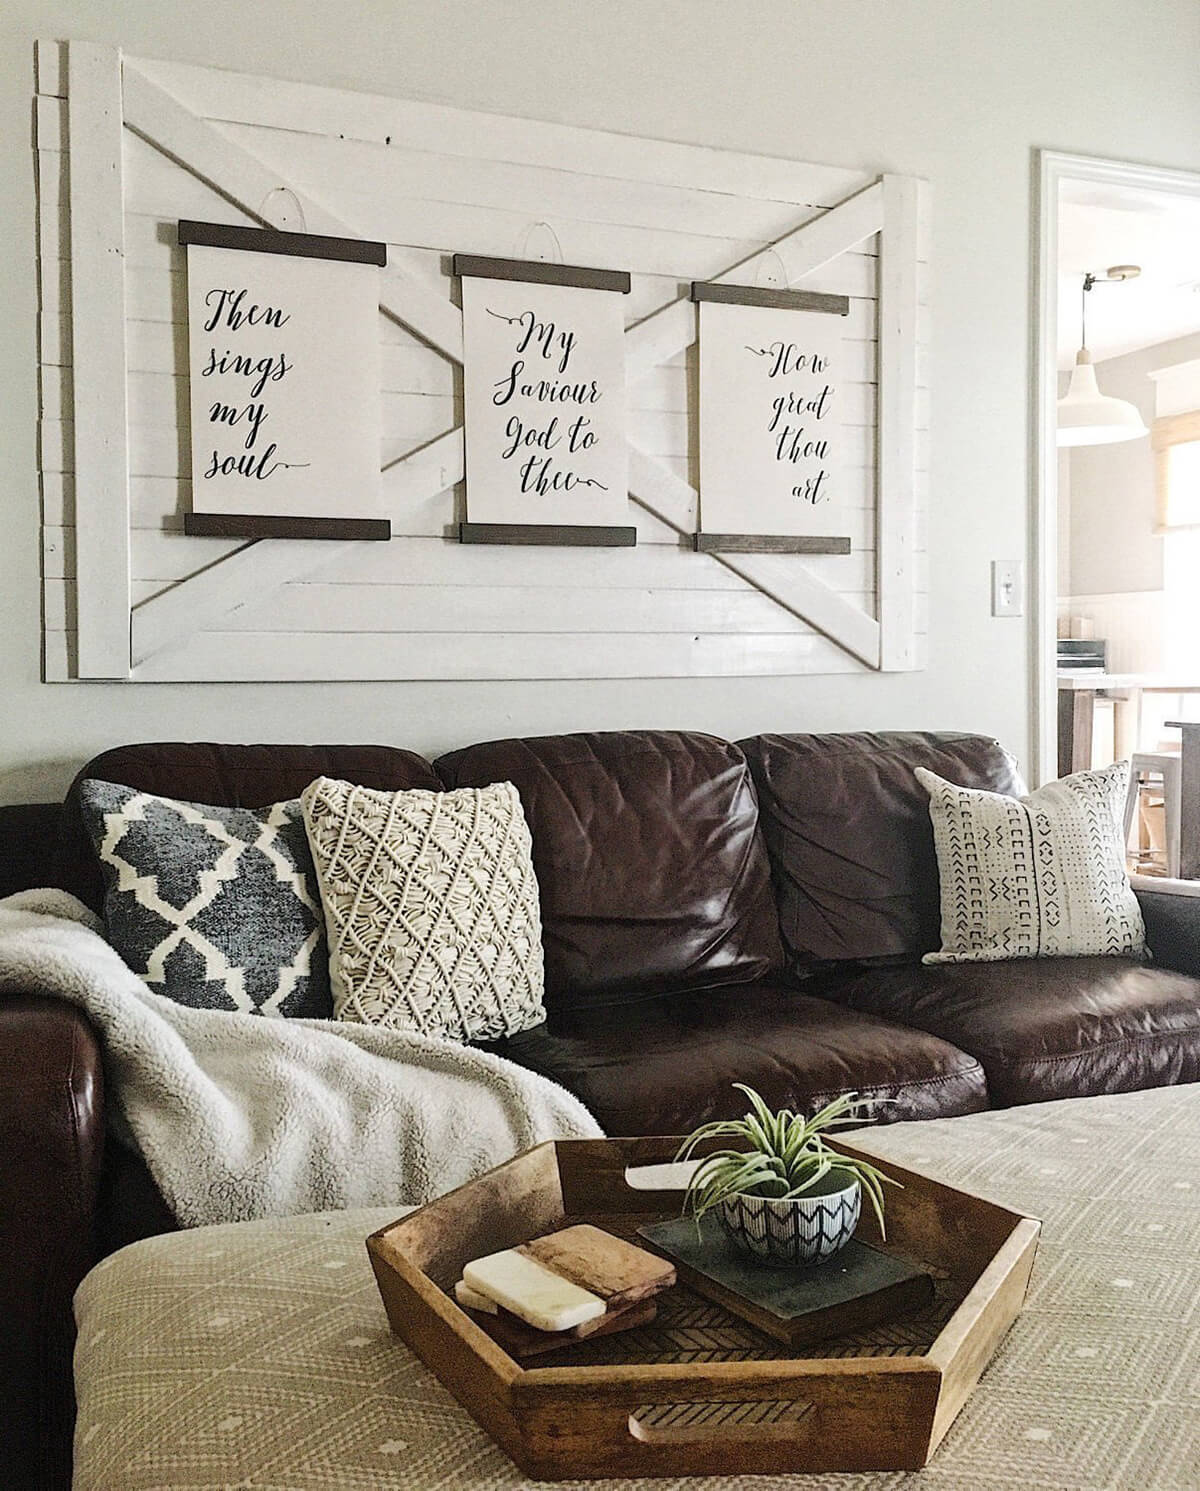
[367,1136,1039,1479]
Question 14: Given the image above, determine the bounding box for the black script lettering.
[493,360,600,407]
[793,469,830,504]
[517,454,609,496]
[201,348,291,398]
[773,425,830,464]
[202,442,309,481]
[208,400,269,451]
[768,386,834,433]
[493,359,524,407]
[203,287,292,334]
[500,414,561,460]
[566,415,597,453]
[484,307,578,373]
[513,310,576,373]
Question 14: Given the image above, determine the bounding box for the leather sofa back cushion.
[739,731,1024,972]
[435,731,783,1007]
[0,803,67,898]
[61,742,442,914]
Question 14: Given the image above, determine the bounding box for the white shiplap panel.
[132,55,875,208]
[41,94,879,245]
[121,66,465,363]
[117,128,905,292]
[877,174,926,672]
[66,43,131,678]
[46,579,909,639]
[129,629,824,683]
[206,583,822,637]
[36,121,70,674]
[46,624,906,684]
[36,40,67,100]
[207,122,846,246]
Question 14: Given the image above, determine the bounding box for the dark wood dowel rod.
[452,254,631,294]
[690,281,850,316]
[458,522,637,547]
[183,512,392,541]
[693,533,852,554]
[178,219,387,266]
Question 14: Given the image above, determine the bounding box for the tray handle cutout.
[629,1397,815,1446]
[623,1160,701,1191]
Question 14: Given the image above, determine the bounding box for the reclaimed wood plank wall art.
[35,40,929,682]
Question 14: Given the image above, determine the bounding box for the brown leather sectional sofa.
[4,728,1200,1489]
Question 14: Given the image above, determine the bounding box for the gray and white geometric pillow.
[79,780,331,1018]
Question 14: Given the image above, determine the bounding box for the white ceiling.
[1058,180,1200,370]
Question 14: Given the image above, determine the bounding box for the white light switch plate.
[992,560,1024,617]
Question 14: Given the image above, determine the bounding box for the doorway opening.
[1034,152,1200,876]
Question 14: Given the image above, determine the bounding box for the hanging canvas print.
[695,284,851,553]
[181,220,389,540]
[456,255,635,545]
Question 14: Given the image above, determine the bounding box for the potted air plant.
[675,1086,901,1268]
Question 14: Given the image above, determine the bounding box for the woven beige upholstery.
[74,1085,1200,1489]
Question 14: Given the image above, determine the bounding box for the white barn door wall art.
[456,255,635,547]
[36,40,929,683]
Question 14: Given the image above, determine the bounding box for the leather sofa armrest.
[1134,877,1200,978]
[0,996,104,1491]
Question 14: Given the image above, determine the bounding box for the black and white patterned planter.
[718,1177,861,1267]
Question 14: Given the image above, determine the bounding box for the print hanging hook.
[753,248,790,290]
[515,220,564,264]
[260,187,308,235]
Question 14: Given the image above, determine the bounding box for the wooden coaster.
[469,1296,659,1360]
[517,1223,676,1308]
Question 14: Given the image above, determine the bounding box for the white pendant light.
[1056,267,1149,448]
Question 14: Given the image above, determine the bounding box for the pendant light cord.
[1080,272,1096,352]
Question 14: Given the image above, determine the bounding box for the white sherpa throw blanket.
[0,889,601,1228]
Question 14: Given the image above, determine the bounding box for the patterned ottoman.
[73,1085,1200,1490]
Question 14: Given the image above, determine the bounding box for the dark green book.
[638,1216,934,1348]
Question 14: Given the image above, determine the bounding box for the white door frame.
[1033,150,1200,784]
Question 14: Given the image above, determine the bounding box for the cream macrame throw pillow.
[300,777,545,1040]
[916,761,1145,964]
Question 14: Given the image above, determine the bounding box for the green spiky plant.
[675,1086,901,1238]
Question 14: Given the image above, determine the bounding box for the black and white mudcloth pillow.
[916,760,1145,964]
[79,780,332,1017]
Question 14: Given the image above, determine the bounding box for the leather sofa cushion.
[0,802,67,898]
[98,1139,179,1255]
[436,731,783,1008]
[831,956,1200,1106]
[0,996,104,1491]
[484,979,989,1134]
[739,731,1024,972]
[60,742,442,913]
